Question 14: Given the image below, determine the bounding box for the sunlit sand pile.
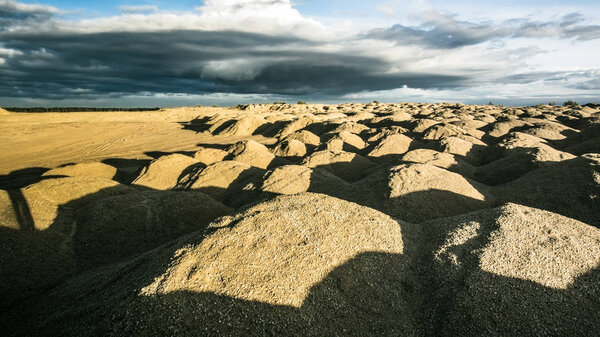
[1,102,599,336]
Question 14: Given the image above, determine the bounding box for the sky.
[0,0,599,107]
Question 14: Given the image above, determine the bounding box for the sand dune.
[1,102,599,336]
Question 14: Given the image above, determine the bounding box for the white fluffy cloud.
[0,0,59,16]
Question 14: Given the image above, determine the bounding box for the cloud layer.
[0,0,599,106]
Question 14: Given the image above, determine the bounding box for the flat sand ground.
[0,107,266,175]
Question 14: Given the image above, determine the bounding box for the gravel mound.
[214,116,266,136]
[411,118,439,133]
[282,130,321,146]
[74,191,231,267]
[24,177,136,219]
[475,145,575,185]
[492,154,600,227]
[421,203,600,336]
[193,147,229,165]
[261,165,348,195]
[228,140,276,169]
[368,133,416,158]
[182,160,266,208]
[439,136,488,165]
[326,131,366,151]
[401,149,475,178]
[133,154,202,190]
[3,194,418,336]
[271,139,307,158]
[486,119,529,138]
[276,116,316,138]
[328,121,370,134]
[42,162,117,180]
[302,150,376,182]
[422,123,468,140]
[1,177,137,311]
[338,163,492,222]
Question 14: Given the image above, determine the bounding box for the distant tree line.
[3,107,161,113]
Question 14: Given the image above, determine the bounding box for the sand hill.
[421,203,600,336]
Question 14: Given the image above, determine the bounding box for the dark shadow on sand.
[1,181,598,336]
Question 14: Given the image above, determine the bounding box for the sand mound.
[451,119,489,130]
[493,154,600,226]
[261,165,348,195]
[74,191,231,267]
[0,107,9,114]
[422,123,467,140]
[214,116,266,136]
[182,160,266,207]
[206,116,233,133]
[193,147,228,165]
[271,139,307,158]
[228,140,276,169]
[566,136,600,155]
[421,203,600,336]
[1,189,75,310]
[328,121,369,134]
[328,130,366,151]
[3,177,137,235]
[276,116,315,138]
[390,111,413,121]
[475,145,575,185]
[338,163,492,222]
[368,133,416,158]
[0,191,20,230]
[498,131,547,150]
[365,126,409,142]
[401,149,475,178]
[522,126,567,140]
[323,137,344,151]
[0,177,137,311]
[282,130,321,146]
[486,119,528,138]
[42,162,117,180]
[4,194,418,336]
[385,164,492,222]
[24,177,136,217]
[302,150,376,182]
[366,115,406,126]
[0,194,78,310]
[346,111,376,122]
[411,118,439,133]
[439,136,488,165]
[520,119,578,140]
[132,154,202,190]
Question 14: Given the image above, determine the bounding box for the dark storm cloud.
[224,62,468,95]
[367,12,600,49]
[0,29,469,100]
[0,0,58,28]
[570,78,600,90]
